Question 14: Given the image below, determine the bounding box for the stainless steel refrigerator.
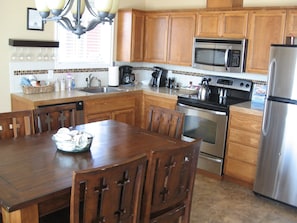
[253,44,297,207]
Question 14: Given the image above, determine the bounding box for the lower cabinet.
[224,106,263,187]
[84,92,141,126]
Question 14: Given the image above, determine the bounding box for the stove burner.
[177,76,253,113]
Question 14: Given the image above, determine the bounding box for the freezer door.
[268,45,297,100]
[254,100,297,207]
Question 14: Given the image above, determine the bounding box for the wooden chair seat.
[141,140,201,223]
[146,105,185,139]
[70,154,147,223]
[0,110,33,139]
[33,103,77,133]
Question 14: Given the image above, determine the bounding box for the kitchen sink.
[79,86,119,93]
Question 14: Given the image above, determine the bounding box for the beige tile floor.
[190,174,297,223]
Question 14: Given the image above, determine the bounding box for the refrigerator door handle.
[267,58,276,97]
[262,100,271,136]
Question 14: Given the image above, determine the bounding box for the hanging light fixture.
[34,0,119,38]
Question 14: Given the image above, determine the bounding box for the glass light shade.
[71,0,85,16]
[94,0,112,12]
[35,0,50,12]
[109,0,119,14]
[46,0,66,10]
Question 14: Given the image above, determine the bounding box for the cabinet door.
[221,11,248,38]
[112,108,135,126]
[196,12,222,37]
[286,9,297,38]
[86,112,112,123]
[167,12,196,66]
[116,9,144,62]
[144,13,169,63]
[246,10,286,74]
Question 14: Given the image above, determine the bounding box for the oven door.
[177,103,228,158]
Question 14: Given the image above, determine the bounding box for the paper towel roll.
[108,66,119,86]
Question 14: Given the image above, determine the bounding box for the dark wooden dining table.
[0,120,190,223]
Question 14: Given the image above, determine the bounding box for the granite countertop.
[11,85,195,106]
[230,101,264,116]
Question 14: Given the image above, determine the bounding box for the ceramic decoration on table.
[52,127,93,153]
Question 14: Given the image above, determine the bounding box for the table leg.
[1,204,39,223]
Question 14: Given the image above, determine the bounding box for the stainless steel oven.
[177,103,228,175]
[177,76,253,176]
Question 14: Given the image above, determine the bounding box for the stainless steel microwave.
[192,37,248,73]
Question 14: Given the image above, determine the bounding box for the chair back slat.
[0,110,33,139]
[141,140,201,223]
[33,103,76,133]
[70,154,147,223]
[146,105,184,139]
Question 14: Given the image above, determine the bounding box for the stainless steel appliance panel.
[267,45,297,100]
[177,103,228,158]
[254,100,297,207]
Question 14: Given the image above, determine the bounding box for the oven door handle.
[177,103,227,116]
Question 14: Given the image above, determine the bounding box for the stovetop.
[177,76,253,113]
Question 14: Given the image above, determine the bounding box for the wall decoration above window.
[27,8,44,31]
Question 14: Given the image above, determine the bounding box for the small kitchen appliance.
[119,65,135,85]
[177,76,253,175]
[150,66,168,87]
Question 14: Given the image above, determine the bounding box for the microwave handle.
[224,47,231,71]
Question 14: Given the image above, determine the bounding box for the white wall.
[144,0,297,10]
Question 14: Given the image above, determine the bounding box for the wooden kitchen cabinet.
[246,9,286,74]
[144,11,196,66]
[222,11,248,38]
[142,92,177,129]
[144,12,169,63]
[224,106,263,187]
[196,11,221,37]
[167,12,196,66]
[84,92,142,127]
[196,10,248,38]
[116,9,145,62]
[285,9,297,38]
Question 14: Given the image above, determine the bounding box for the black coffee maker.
[150,66,167,87]
[119,65,135,85]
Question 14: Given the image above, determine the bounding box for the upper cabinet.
[286,9,297,37]
[116,9,145,62]
[144,12,169,63]
[196,10,248,38]
[167,12,196,66]
[246,9,286,74]
[144,11,196,66]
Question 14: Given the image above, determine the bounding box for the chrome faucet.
[87,74,101,88]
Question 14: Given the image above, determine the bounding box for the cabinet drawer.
[229,111,262,133]
[228,128,261,148]
[224,158,256,184]
[85,97,136,114]
[227,142,258,165]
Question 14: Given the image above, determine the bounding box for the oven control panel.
[206,76,252,92]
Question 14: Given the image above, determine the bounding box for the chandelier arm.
[85,0,100,18]
[57,17,77,31]
[59,0,74,17]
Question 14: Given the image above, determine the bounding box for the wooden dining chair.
[141,140,201,223]
[146,105,185,139]
[70,154,147,223]
[0,110,33,139]
[33,103,77,133]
